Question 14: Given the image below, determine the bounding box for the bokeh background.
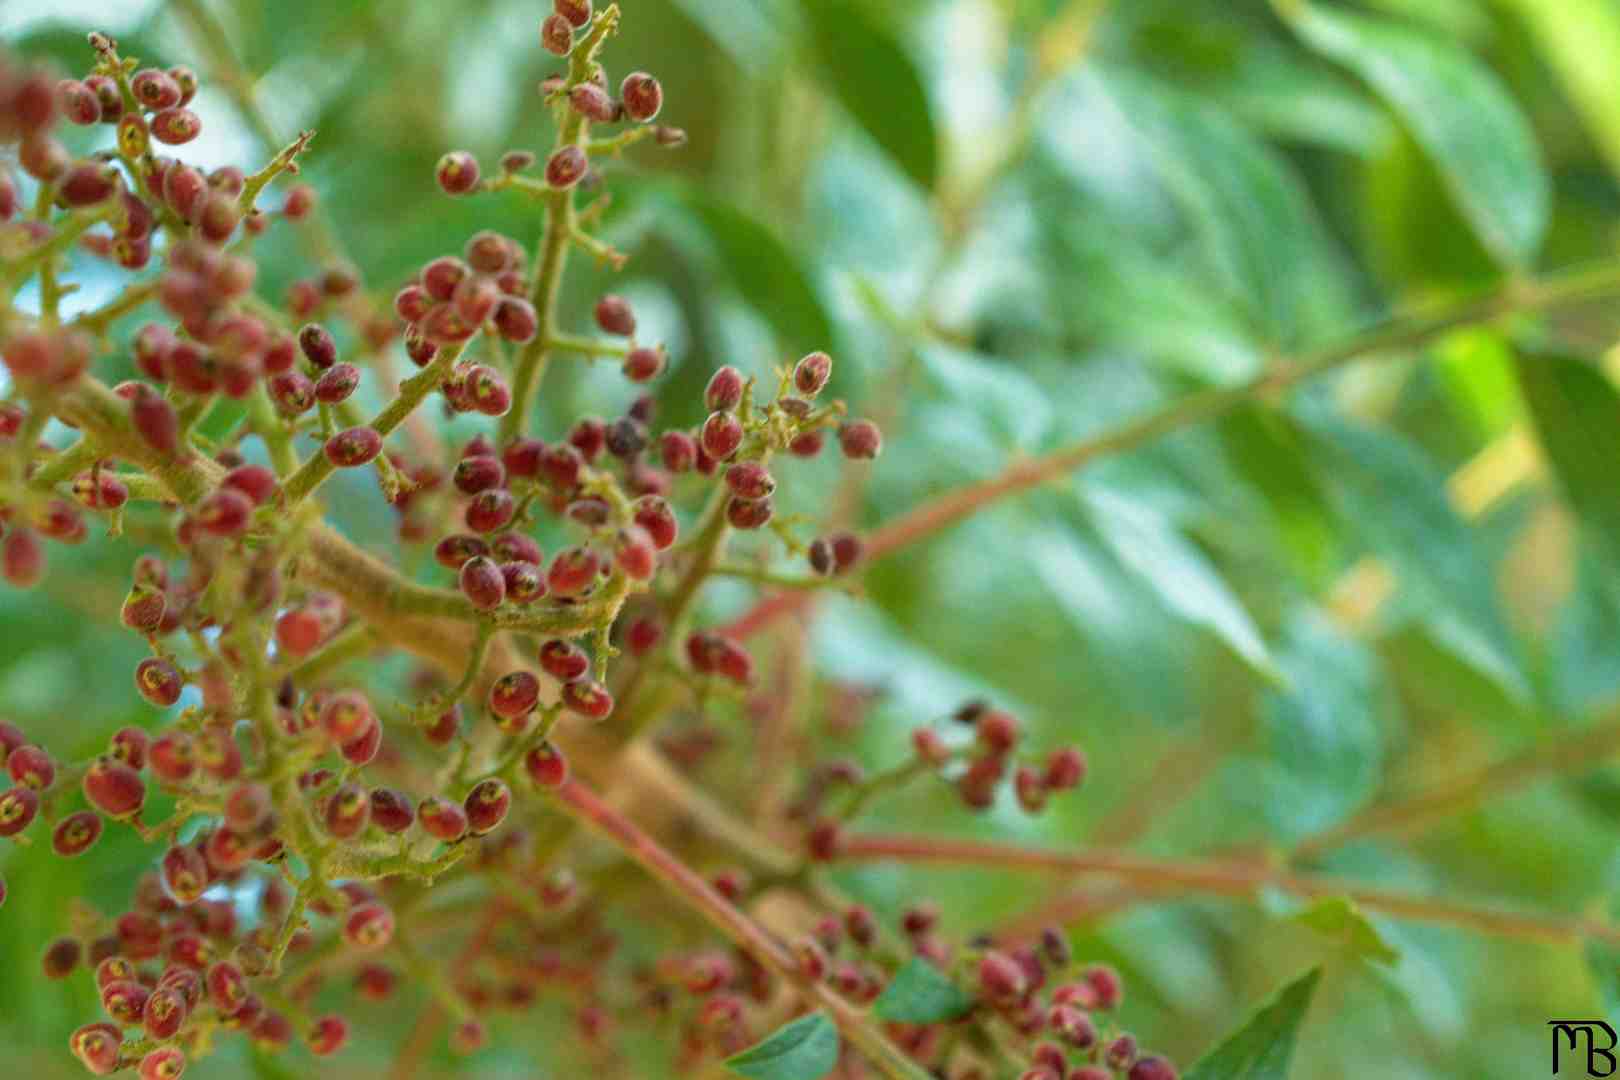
[6,0,1620,1076]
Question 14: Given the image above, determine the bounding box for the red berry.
[545,145,588,189]
[223,782,272,834]
[135,657,184,707]
[53,810,103,856]
[434,534,490,570]
[793,350,832,396]
[464,777,511,834]
[595,294,635,335]
[143,985,188,1040]
[978,949,1028,1006]
[315,363,361,404]
[344,903,395,949]
[7,744,53,789]
[131,386,180,456]
[489,670,541,727]
[726,495,773,529]
[84,757,146,818]
[0,785,38,836]
[1043,747,1086,791]
[161,844,209,904]
[524,742,569,788]
[701,411,744,460]
[323,783,370,839]
[453,455,506,495]
[724,461,775,501]
[42,936,81,978]
[560,679,613,720]
[436,151,481,195]
[977,709,1020,754]
[659,430,696,472]
[71,1023,122,1075]
[418,796,468,842]
[308,1014,349,1056]
[705,366,744,412]
[460,555,507,610]
[57,79,102,124]
[839,419,883,460]
[539,638,591,681]
[1083,964,1123,1010]
[151,107,201,145]
[541,13,573,55]
[621,72,664,122]
[132,68,182,109]
[283,184,316,220]
[547,546,600,597]
[1129,1057,1178,1080]
[623,345,666,383]
[556,0,592,28]
[570,82,618,123]
[325,426,383,467]
[369,788,415,834]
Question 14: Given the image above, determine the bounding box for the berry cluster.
[0,5,1162,1078]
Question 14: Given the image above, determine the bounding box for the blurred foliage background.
[8,0,1620,1076]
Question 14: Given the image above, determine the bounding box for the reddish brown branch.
[550,778,931,1080]
[835,833,1620,946]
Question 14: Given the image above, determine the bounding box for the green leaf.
[673,189,835,354]
[1501,0,1620,181]
[800,0,939,190]
[725,1011,840,1080]
[1092,68,1349,347]
[871,958,975,1024]
[1514,353,1620,567]
[1299,413,1528,702]
[1289,896,1400,966]
[1084,489,1279,681]
[1288,4,1548,267]
[1254,610,1385,843]
[1185,968,1321,1080]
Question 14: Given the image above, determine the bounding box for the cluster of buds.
[975,942,1178,1080]
[0,3,1143,1078]
[928,701,1088,814]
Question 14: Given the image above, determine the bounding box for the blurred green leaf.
[871,957,975,1024]
[1514,352,1620,567]
[1254,610,1385,843]
[1185,967,1321,1080]
[725,1011,839,1080]
[1501,0,1620,182]
[1083,489,1278,680]
[1433,328,1522,440]
[670,188,834,353]
[799,0,939,190]
[1300,413,1528,702]
[1288,3,1549,267]
[1290,896,1400,965]
[1096,68,1349,346]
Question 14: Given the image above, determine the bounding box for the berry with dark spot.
[419,796,469,842]
[436,151,481,195]
[464,778,511,834]
[324,427,383,468]
[0,786,38,837]
[545,145,588,189]
[560,679,613,720]
[53,810,103,856]
[621,72,663,122]
[135,657,184,707]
